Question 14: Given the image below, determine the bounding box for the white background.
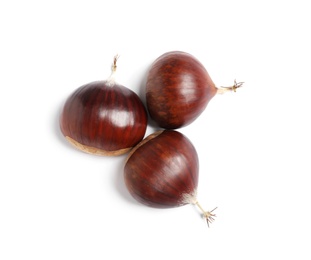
[1,0,310,259]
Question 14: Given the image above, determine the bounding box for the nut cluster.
[60,52,243,227]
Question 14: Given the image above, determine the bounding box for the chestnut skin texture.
[124,130,199,208]
[60,81,148,155]
[146,51,217,129]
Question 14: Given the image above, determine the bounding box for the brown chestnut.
[146,51,243,129]
[60,56,148,156]
[124,130,216,225]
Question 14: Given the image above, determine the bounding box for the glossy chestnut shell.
[60,81,148,156]
[124,130,199,208]
[146,51,217,129]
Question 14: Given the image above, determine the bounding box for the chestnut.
[60,56,148,156]
[124,130,216,225]
[146,51,243,129]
